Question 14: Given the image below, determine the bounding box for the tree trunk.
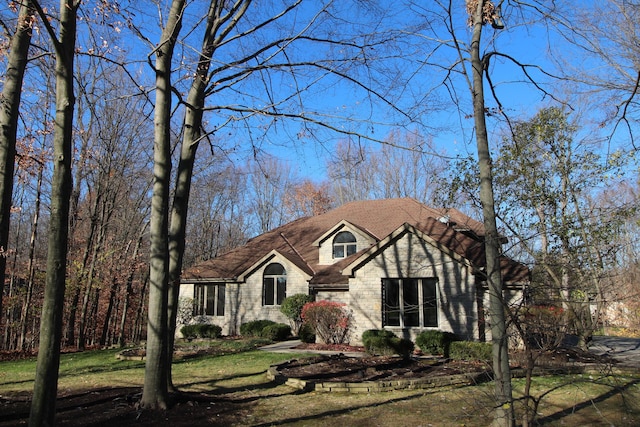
[141,0,186,410]
[29,1,78,425]
[133,272,149,344]
[100,276,119,346]
[166,0,252,391]
[469,2,514,426]
[19,163,43,350]
[0,0,34,323]
[119,225,147,347]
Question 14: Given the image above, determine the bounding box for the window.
[382,278,438,327]
[333,231,357,259]
[194,284,225,316]
[263,263,286,306]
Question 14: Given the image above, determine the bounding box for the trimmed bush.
[301,301,352,344]
[261,323,292,341]
[180,324,222,339]
[362,329,414,359]
[180,324,198,340]
[280,294,315,335]
[415,330,458,357]
[450,341,492,362]
[196,324,222,339]
[298,322,316,343]
[240,320,277,337]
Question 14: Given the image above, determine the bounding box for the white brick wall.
[180,255,311,336]
[346,232,480,344]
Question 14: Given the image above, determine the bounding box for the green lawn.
[1,341,639,426]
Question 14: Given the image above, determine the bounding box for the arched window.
[263,263,286,306]
[333,231,357,259]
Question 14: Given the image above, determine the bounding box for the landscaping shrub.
[196,324,222,339]
[298,322,316,343]
[240,320,277,337]
[301,301,352,344]
[415,330,458,357]
[180,324,198,340]
[361,329,414,359]
[180,324,222,339]
[261,323,291,341]
[449,341,492,362]
[280,294,315,335]
[519,305,567,350]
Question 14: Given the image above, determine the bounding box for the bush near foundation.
[301,301,352,344]
[298,322,316,343]
[180,324,222,339]
[240,320,277,337]
[261,323,292,341]
[449,341,492,362]
[362,329,414,359]
[280,294,315,335]
[415,330,458,357]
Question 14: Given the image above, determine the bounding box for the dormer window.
[333,231,357,259]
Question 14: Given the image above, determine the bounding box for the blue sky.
[92,1,636,184]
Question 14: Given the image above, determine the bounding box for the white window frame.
[332,231,357,259]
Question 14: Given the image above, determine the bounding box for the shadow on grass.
[536,378,640,425]
[249,392,428,427]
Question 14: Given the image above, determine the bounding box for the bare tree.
[465,2,514,425]
[29,0,80,425]
[138,0,419,407]
[326,130,450,204]
[249,155,294,233]
[141,0,186,410]
[0,0,35,327]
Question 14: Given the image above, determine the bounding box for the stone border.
[267,359,492,393]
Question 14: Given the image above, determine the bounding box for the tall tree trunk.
[19,163,43,350]
[166,0,251,391]
[469,2,514,426]
[133,271,149,344]
[141,0,186,410]
[119,225,147,347]
[77,191,107,350]
[29,1,78,425]
[0,0,34,324]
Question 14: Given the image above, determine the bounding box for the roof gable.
[341,221,476,277]
[312,219,379,247]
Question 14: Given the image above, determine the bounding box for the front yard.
[0,339,639,426]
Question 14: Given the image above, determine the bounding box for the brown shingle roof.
[182,198,529,284]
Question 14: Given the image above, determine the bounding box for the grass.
[1,339,639,426]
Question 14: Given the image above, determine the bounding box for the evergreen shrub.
[298,322,316,343]
[415,330,458,357]
[449,341,492,362]
[361,329,414,359]
[240,320,277,337]
[261,323,292,341]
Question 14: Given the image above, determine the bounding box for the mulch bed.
[276,353,488,382]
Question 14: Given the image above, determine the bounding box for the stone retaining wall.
[267,361,491,393]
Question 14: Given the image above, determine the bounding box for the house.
[180,198,529,344]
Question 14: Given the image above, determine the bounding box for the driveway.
[588,336,640,368]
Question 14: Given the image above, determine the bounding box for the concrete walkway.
[259,339,367,357]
